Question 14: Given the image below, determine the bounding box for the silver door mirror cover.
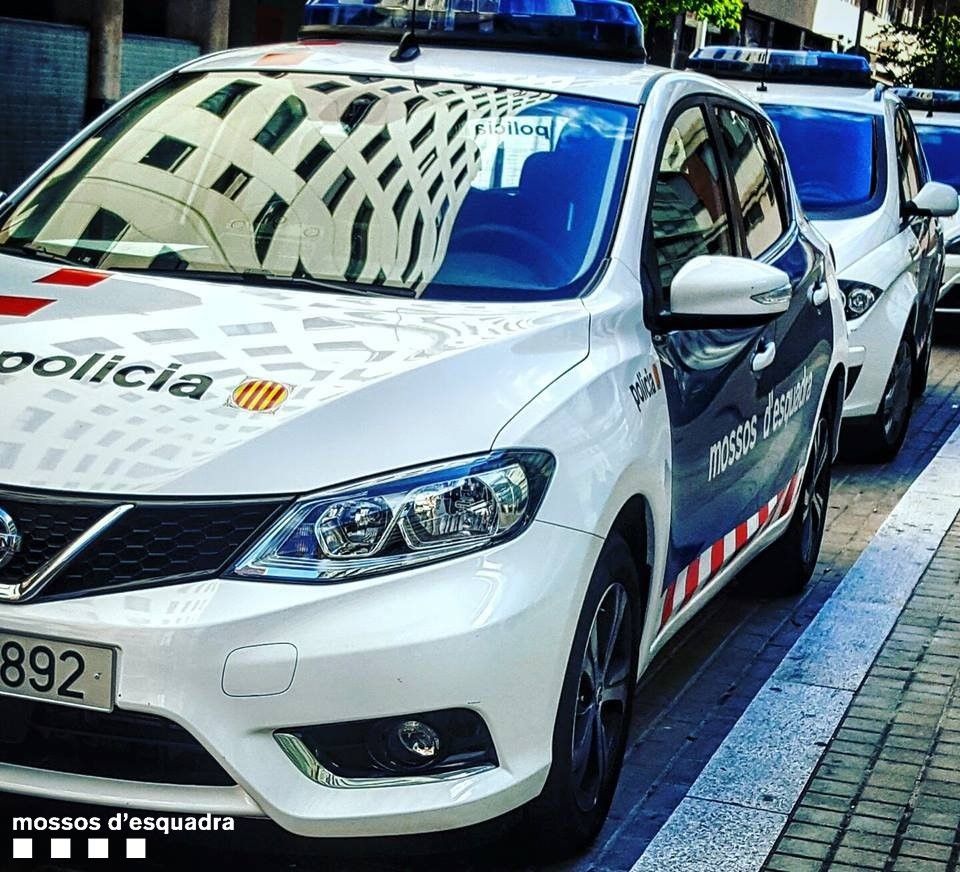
[903,181,960,218]
[670,255,793,320]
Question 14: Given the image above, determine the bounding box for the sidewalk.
[764,516,960,872]
[632,413,960,872]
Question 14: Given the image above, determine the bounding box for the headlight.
[230,450,555,582]
[838,280,884,320]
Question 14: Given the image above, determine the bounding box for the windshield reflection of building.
[29,73,551,293]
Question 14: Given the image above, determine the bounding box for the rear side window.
[895,108,924,203]
[716,106,786,257]
[650,105,734,290]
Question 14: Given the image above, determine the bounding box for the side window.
[716,106,786,257]
[895,109,922,204]
[650,105,734,291]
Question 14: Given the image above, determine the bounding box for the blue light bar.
[894,88,960,113]
[686,47,873,86]
[299,0,646,61]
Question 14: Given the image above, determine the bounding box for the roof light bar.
[299,0,646,61]
[686,47,873,87]
[894,88,960,114]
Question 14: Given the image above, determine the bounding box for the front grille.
[0,488,287,601]
[0,697,235,787]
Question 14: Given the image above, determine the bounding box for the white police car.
[897,89,960,315]
[0,2,847,854]
[689,48,959,460]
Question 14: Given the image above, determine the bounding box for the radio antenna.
[391,0,421,61]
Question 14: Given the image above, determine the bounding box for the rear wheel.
[526,534,639,858]
[844,337,914,462]
[743,402,833,596]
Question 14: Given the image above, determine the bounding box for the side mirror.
[903,181,960,218]
[670,255,792,321]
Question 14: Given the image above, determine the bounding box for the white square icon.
[50,838,71,859]
[12,839,32,859]
[126,838,146,859]
[88,838,109,859]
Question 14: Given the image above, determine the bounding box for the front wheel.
[843,337,914,462]
[525,534,639,857]
[743,403,833,597]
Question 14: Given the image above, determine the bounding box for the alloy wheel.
[571,582,632,812]
[800,414,831,565]
[882,341,913,441]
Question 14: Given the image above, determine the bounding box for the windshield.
[916,124,960,192]
[763,104,879,217]
[0,72,636,302]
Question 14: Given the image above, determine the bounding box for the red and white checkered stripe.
[659,471,803,629]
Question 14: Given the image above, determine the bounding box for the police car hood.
[811,210,897,274]
[0,260,588,496]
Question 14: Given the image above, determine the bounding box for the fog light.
[274,707,498,786]
[384,719,441,770]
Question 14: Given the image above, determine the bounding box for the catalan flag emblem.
[229,378,290,413]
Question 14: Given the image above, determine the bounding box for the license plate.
[0,631,115,712]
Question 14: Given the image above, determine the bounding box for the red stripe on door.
[34,268,109,287]
[0,295,54,317]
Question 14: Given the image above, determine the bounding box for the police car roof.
[181,40,667,105]
[723,80,890,115]
[910,110,960,127]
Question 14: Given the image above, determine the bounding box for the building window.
[198,81,258,118]
[254,96,306,153]
[402,212,424,283]
[323,169,355,212]
[341,94,378,134]
[345,198,374,282]
[296,140,333,181]
[69,209,128,267]
[393,183,413,222]
[254,195,289,263]
[140,136,195,172]
[211,164,252,200]
[378,157,401,189]
[411,117,434,151]
[361,129,391,162]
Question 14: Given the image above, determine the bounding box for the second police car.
[0,0,847,855]
[897,88,960,317]
[689,48,960,460]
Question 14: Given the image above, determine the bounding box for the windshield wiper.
[110,267,415,299]
[0,243,84,267]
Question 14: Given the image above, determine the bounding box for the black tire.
[743,400,833,597]
[842,337,914,462]
[525,534,640,858]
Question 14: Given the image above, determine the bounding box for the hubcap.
[800,414,831,565]
[571,583,632,812]
[882,341,912,441]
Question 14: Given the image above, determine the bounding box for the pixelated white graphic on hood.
[0,261,588,496]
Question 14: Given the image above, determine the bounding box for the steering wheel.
[451,224,572,282]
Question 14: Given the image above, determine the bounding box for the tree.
[875,7,960,89]
[633,0,743,32]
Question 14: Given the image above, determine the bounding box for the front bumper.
[0,520,601,837]
[842,288,911,420]
[937,254,960,311]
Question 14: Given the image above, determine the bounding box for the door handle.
[752,340,776,373]
[811,284,829,307]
